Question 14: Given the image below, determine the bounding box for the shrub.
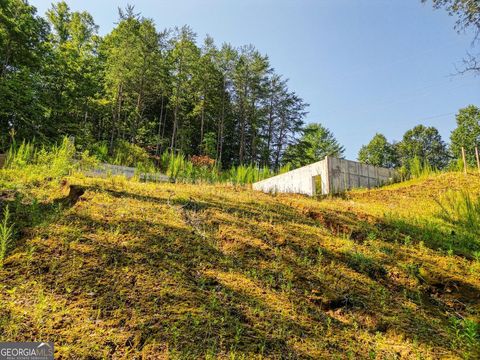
[89,141,109,162]
[112,140,152,168]
[449,316,480,351]
[158,151,277,184]
[77,150,100,172]
[191,155,215,168]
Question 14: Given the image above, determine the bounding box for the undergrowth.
[2,137,96,187]
[156,151,288,185]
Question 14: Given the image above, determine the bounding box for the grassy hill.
[0,171,479,359]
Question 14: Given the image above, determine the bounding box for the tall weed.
[0,206,14,267]
[436,191,480,235]
[3,137,76,184]
[409,156,436,179]
[157,151,275,185]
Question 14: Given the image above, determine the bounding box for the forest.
[0,1,310,170]
[1,0,479,176]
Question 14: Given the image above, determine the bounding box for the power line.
[420,112,456,121]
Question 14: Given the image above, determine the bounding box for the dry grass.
[0,171,479,359]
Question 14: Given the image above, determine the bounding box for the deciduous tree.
[397,124,449,169]
[450,105,480,165]
[358,133,398,168]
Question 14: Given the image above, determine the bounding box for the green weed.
[0,206,14,267]
[436,191,480,235]
[409,156,436,179]
[449,316,480,352]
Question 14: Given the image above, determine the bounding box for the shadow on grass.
[0,185,85,249]
[0,183,478,358]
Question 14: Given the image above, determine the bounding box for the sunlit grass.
[0,163,479,358]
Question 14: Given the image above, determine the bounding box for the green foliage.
[201,132,217,159]
[101,10,163,146]
[77,150,99,171]
[397,125,449,170]
[0,0,49,149]
[436,191,480,235]
[4,137,76,183]
[5,141,36,168]
[409,157,423,178]
[445,157,466,173]
[450,105,480,166]
[283,123,344,168]
[43,1,101,144]
[154,150,275,184]
[156,151,218,183]
[347,251,386,279]
[358,133,398,168]
[409,156,435,178]
[449,316,480,352]
[278,164,291,174]
[0,205,14,267]
[111,140,151,168]
[226,165,273,185]
[88,140,153,170]
[89,141,109,162]
[0,2,309,168]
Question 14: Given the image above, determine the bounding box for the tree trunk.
[250,97,257,164]
[274,116,287,170]
[265,96,275,167]
[200,80,207,151]
[170,47,184,154]
[110,82,123,151]
[1,40,12,79]
[161,103,167,138]
[200,102,205,152]
[156,95,164,155]
[238,82,248,165]
[217,80,226,165]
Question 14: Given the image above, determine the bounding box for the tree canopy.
[0,1,309,169]
[450,105,480,165]
[357,133,398,169]
[397,125,450,169]
[282,123,344,168]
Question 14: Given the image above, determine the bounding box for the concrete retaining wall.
[86,163,170,182]
[252,159,330,196]
[328,157,396,194]
[252,156,396,196]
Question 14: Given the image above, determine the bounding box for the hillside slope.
[0,173,479,359]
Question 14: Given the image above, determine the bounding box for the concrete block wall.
[327,157,396,194]
[252,156,396,196]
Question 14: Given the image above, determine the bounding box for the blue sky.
[31,0,480,159]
